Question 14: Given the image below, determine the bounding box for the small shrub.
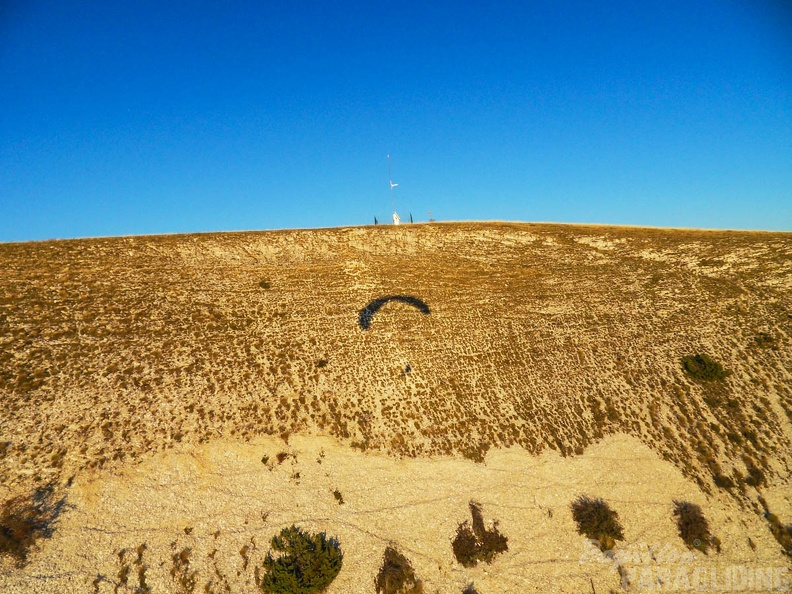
[759,497,792,557]
[332,490,344,505]
[743,457,765,488]
[461,442,489,464]
[570,495,624,552]
[452,501,508,567]
[769,521,792,557]
[0,486,65,566]
[713,473,735,490]
[752,332,778,350]
[462,584,480,594]
[375,546,424,594]
[259,525,342,594]
[316,359,328,368]
[259,279,272,290]
[681,354,728,382]
[170,547,197,593]
[673,501,717,554]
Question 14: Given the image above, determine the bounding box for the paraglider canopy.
[358,295,430,330]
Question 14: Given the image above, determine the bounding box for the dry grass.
[0,222,790,526]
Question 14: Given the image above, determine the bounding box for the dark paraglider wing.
[358,295,430,330]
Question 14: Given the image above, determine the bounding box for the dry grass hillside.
[1,221,790,592]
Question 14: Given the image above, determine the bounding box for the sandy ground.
[1,433,789,593]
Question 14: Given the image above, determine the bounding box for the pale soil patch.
[1,433,788,594]
[573,236,628,251]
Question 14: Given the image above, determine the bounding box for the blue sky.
[1,0,790,241]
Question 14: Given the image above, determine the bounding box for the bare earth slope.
[1,222,790,592]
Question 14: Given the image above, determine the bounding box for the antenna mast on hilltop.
[388,154,400,225]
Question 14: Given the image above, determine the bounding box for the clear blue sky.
[1,0,790,241]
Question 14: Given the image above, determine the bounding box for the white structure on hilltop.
[388,154,400,225]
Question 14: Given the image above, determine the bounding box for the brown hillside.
[2,221,792,592]
[1,222,790,499]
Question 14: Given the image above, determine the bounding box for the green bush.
[570,495,624,552]
[259,525,342,594]
[375,546,423,594]
[451,501,508,567]
[681,354,727,382]
[673,501,718,554]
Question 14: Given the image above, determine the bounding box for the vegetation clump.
[259,525,343,594]
[375,546,424,594]
[570,495,624,552]
[169,547,197,593]
[451,501,508,567]
[713,473,735,490]
[681,354,728,382]
[752,332,778,350]
[743,456,766,488]
[461,441,489,464]
[0,485,65,566]
[759,497,792,558]
[673,501,719,554]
